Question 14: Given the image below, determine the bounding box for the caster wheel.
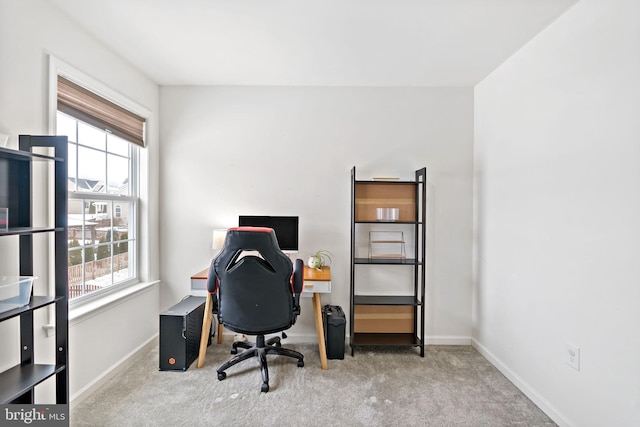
[261,383,269,393]
[297,360,304,368]
[230,348,238,355]
[217,372,226,381]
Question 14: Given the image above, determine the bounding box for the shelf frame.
[0,136,69,404]
[349,166,427,358]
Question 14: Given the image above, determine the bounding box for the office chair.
[208,227,304,392]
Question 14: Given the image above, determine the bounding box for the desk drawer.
[302,280,331,294]
[354,305,414,333]
[191,277,207,291]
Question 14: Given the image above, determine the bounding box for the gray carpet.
[71,340,556,426]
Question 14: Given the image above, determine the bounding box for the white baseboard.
[426,335,472,345]
[471,338,572,427]
[70,334,159,409]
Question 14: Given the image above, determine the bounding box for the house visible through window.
[57,76,145,300]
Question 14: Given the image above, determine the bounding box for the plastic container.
[0,276,35,313]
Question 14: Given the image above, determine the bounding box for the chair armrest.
[292,258,304,316]
[292,258,304,295]
[206,262,217,294]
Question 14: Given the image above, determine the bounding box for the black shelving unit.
[0,135,68,404]
[349,166,426,357]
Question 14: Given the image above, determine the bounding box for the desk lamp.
[212,228,227,251]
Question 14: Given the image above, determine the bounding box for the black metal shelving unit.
[0,135,68,404]
[349,166,426,357]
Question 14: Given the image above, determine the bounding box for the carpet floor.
[71,340,556,426]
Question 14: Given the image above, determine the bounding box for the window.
[56,76,145,301]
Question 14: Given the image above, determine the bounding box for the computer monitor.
[238,215,299,252]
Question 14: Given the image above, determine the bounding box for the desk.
[191,268,224,346]
[303,266,331,370]
[195,265,332,370]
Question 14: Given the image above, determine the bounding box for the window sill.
[69,280,160,326]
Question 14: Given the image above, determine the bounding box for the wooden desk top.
[191,268,210,280]
[303,266,331,281]
[193,265,331,281]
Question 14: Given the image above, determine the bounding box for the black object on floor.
[323,305,346,359]
[159,296,208,371]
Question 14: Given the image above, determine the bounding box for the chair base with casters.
[216,333,304,393]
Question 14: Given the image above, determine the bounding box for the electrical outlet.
[567,343,580,371]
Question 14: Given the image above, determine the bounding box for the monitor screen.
[238,215,299,251]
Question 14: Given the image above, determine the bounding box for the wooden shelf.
[0,364,65,403]
[354,181,417,222]
[354,304,414,333]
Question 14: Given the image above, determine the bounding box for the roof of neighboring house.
[69,177,100,191]
[69,177,129,194]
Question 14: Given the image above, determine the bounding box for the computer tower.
[159,296,208,371]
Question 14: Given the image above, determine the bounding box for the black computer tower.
[159,296,207,371]
[323,305,346,360]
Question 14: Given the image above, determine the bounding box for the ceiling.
[47,0,579,87]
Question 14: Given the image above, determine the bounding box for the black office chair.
[208,227,304,392]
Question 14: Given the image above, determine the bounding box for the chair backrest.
[209,227,296,335]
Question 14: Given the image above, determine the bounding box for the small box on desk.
[159,296,208,371]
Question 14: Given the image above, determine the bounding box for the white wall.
[159,86,474,343]
[473,0,640,425]
[0,0,160,402]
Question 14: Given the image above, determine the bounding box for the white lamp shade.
[212,229,227,250]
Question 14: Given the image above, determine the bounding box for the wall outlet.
[567,343,580,371]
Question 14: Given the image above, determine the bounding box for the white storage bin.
[0,276,35,313]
